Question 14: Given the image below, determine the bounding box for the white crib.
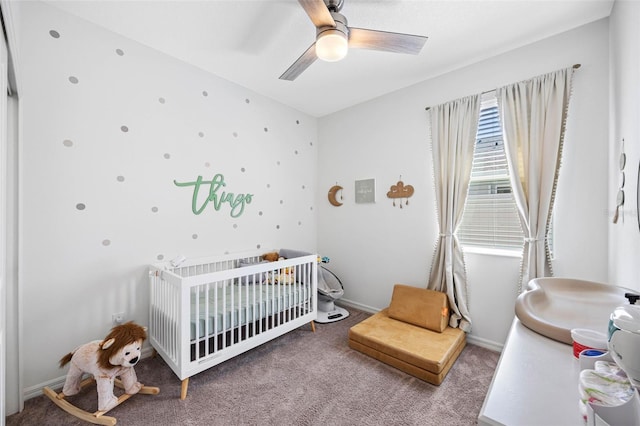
[148,250,317,399]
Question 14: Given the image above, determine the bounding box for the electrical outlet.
[112,312,125,324]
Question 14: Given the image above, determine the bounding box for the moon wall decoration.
[613,138,626,224]
[328,185,343,207]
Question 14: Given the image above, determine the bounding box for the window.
[456,96,524,252]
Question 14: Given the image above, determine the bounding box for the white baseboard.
[24,375,66,400]
[466,335,504,353]
[336,298,380,314]
[23,345,157,401]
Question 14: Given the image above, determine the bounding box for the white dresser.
[478,318,583,425]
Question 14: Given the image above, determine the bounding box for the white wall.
[318,19,610,349]
[1,16,8,423]
[8,0,624,405]
[2,0,22,417]
[16,1,318,395]
[608,1,640,290]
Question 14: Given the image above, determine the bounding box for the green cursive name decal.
[173,174,253,218]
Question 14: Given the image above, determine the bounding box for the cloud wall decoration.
[387,180,414,208]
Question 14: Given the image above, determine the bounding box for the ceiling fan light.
[316,29,348,62]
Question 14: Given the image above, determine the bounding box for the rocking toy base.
[43,377,159,425]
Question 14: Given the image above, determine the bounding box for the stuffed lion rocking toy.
[43,322,159,425]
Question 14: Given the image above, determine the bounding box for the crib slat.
[204,283,210,358]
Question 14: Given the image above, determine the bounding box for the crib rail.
[149,252,317,383]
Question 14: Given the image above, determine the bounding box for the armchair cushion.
[387,284,449,332]
[348,308,465,385]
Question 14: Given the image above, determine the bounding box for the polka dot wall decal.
[116,175,125,182]
[256,244,261,249]
[202,91,208,97]
[276,161,281,166]
[192,234,198,239]
[164,153,171,159]
[49,30,60,39]
[115,48,124,56]
[158,97,166,104]
[233,224,238,229]
[296,120,300,124]
[102,239,111,246]
[68,76,79,84]
[151,206,159,213]
[266,184,271,188]
[240,167,245,172]
[280,200,284,204]
[258,211,263,216]
[264,127,268,132]
[63,139,73,147]
[276,225,280,229]
[294,150,299,154]
[233,132,238,138]
[198,132,204,138]
[157,254,164,260]
[302,185,305,189]
[298,221,302,225]
[121,125,129,133]
[76,203,86,210]
[245,98,250,104]
[204,162,210,168]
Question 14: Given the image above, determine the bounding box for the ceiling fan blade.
[348,27,427,55]
[298,0,336,28]
[279,43,318,81]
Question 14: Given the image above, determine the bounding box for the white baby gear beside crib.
[316,266,349,323]
[148,249,317,399]
[279,249,349,323]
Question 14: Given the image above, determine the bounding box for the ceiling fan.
[280,0,428,81]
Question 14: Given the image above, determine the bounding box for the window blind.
[457,100,524,251]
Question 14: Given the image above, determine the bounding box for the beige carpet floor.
[6,309,500,425]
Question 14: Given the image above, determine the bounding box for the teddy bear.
[59,321,147,412]
[260,252,296,284]
[261,251,280,262]
[276,268,294,284]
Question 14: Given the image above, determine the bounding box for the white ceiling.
[45,0,614,117]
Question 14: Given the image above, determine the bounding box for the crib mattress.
[190,283,307,341]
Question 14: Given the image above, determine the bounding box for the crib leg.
[180,378,189,400]
[310,321,315,333]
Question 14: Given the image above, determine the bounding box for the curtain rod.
[424,63,581,111]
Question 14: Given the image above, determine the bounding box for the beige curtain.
[428,94,481,332]
[497,67,574,292]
